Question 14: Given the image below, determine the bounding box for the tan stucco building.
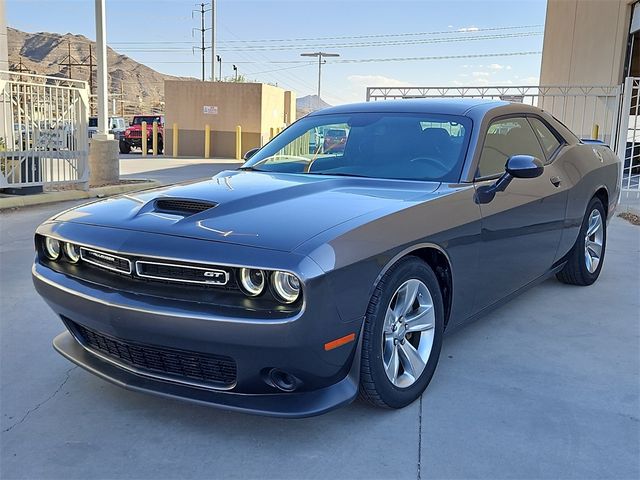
[540,0,630,87]
[164,80,295,158]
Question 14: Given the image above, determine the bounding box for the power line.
[106,24,544,45]
[130,50,542,65]
[107,31,542,54]
[334,51,542,64]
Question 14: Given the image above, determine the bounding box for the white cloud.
[520,76,540,85]
[347,74,411,89]
[472,71,490,77]
[488,63,506,71]
[458,26,480,32]
[331,74,413,104]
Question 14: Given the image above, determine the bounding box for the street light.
[216,55,222,81]
[300,52,340,110]
[232,64,238,82]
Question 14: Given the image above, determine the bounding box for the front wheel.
[359,257,444,409]
[556,197,607,286]
[119,140,131,154]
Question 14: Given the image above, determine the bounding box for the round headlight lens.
[44,237,61,260]
[271,271,301,304]
[64,242,81,263]
[239,268,266,296]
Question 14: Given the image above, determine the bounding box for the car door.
[473,116,568,311]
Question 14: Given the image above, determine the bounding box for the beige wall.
[164,80,295,158]
[540,0,631,86]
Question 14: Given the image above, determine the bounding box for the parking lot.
[1,159,639,479]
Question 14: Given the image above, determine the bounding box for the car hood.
[53,171,439,252]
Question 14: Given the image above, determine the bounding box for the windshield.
[132,116,162,125]
[243,112,471,182]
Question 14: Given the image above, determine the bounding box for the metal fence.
[616,77,640,196]
[365,83,640,195]
[366,85,621,146]
[0,71,89,190]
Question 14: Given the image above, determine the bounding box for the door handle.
[550,176,562,187]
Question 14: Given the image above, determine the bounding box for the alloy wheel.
[382,279,436,388]
[584,209,604,274]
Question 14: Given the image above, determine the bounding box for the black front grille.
[136,261,230,285]
[154,198,217,216]
[79,247,131,274]
[70,321,237,387]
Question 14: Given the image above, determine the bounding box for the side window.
[477,117,545,178]
[529,117,561,162]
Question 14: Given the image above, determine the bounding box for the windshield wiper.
[237,166,263,172]
[306,172,369,178]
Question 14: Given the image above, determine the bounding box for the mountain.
[7,27,191,117]
[296,95,331,117]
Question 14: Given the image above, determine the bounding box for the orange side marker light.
[324,333,356,351]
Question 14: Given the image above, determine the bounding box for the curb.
[0,180,161,210]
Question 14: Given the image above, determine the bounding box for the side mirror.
[243,147,260,161]
[505,155,544,179]
[129,121,133,126]
[476,155,544,204]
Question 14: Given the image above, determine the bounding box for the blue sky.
[7,0,547,104]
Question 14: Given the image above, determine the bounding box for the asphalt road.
[1,180,638,479]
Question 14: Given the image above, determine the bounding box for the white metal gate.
[616,77,640,196]
[365,83,640,195]
[0,71,89,190]
[366,85,621,145]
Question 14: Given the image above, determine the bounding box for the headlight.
[271,271,301,303]
[44,237,61,260]
[239,268,266,296]
[63,242,81,263]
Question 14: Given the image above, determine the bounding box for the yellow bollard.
[204,124,211,159]
[172,123,178,157]
[235,125,242,160]
[141,121,147,156]
[152,121,158,156]
[592,124,599,140]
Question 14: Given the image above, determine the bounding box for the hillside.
[7,27,190,117]
[296,95,331,117]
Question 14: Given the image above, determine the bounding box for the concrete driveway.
[1,190,638,478]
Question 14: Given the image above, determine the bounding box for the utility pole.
[210,0,216,82]
[216,55,222,81]
[300,51,340,110]
[94,0,111,139]
[11,56,33,80]
[58,42,96,113]
[192,2,211,81]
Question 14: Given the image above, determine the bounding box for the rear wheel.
[359,257,444,408]
[556,197,607,286]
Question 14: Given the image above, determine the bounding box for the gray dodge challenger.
[33,99,621,417]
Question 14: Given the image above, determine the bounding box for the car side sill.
[445,262,566,335]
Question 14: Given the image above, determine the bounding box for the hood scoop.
[153,198,218,216]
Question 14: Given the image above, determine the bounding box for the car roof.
[308,98,511,118]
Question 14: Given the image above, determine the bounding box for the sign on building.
[203,105,218,115]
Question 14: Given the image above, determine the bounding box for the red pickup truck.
[119,115,164,154]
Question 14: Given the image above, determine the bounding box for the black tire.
[556,197,607,286]
[359,257,444,409]
[119,140,131,154]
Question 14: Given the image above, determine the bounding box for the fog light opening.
[268,368,299,392]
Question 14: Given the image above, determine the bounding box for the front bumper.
[53,330,359,418]
[33,255,362,417]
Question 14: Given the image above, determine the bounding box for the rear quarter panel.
[556,143,620,258]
